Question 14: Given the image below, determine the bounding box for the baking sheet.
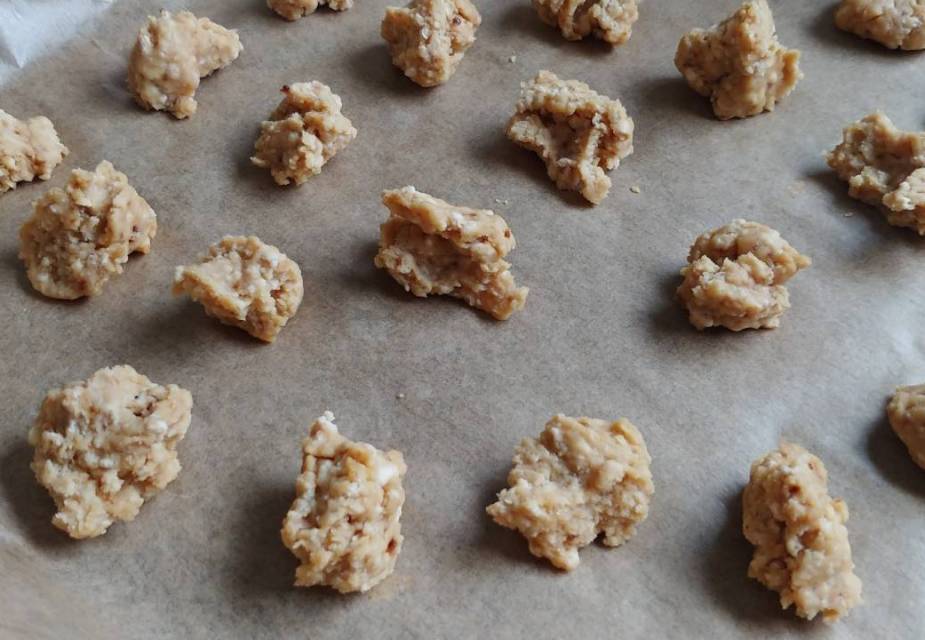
[1,1,923,638]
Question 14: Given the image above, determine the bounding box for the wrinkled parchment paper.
[1,1,923,638]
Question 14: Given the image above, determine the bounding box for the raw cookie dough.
[835,0,925,49]
[743,443,863,622]
[250,82,357,186]
[674,0,802,120]
[127,10,242,119]
[373,186,528,320]
[19,161,157,300]
[677,219,811,331]
[506,70,634,205]
[533,0,638,44]
[0,109,68,193]
[28,365,193,539]
[268,0,352,21]
[173,236,304,343]
[486,414,653,571]
[887,384,925,469]
[281,412,407,593]
[826,112,925,234]
[381,0,481,87]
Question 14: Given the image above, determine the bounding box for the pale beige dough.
[826,112,925,234]
[281,412,406,593]
[743,443,862,622]
[674,0,802,120]
[127,10,242,119]
[250,82,357,186]
[19,161,157,300]
[268,0,353,21]
[373,186,528,320]
[835,0,925,49]
[381,0,481,87]
[29,365,193,539]
[506,70,634,205]
[887,384,925,469]
[677,219,811,331]
[534,0,638,44]
[173,236,304,343]
[0,109,68,193]
[486,414,653,571]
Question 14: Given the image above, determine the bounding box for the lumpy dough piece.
[18,161,157,300]
[534,0,638,44]
[250,82,357,186]
[381,0,481,87]
[835,0,925,49]
[127,10,242,119]
[373,186,528,320]
[743,443,862,622]
[486,415,653,571]
[677,220,811,331]
[173,236,304,343]
[506,70,634,205]
[28,365,193,539]
[0,110,68,193]
[826,112,925,234]
[268,0,353,21]
[887,384,925,469]
[281,412,407,593]
[674,0,802,120]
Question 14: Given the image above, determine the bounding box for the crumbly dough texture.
[268,0,353,21]
[0,109,69,193]
[250,82,357,186]
[173,236,304,343]
[534,0,638,44]
[887,384,925,469]
[281,412,407,593]
[381,0,481,87]
[18,161,157,300]
[506,70,634,205]
[28,365,193,539]
[373,186,528,320]
[127,10,242,119]
[743,443,862,622]
[677,219,811,331]
[486,415,654,571]
[835,0,925,49]
[674,0,802,120]
[826,112,925,234]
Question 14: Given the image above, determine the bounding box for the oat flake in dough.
[0,109,68,194]
[887,384,925,470]
[533,0,638,45]
[835,0,925,49]
[268,0,353,21]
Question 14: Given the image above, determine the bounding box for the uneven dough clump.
[835,0,925,49]
[0,109,69,193]
[127,10,242,119]
[674,0,802,120]
[887,384,925,469]
[374,186,528,320]
[29,365,193,539]
[506,70,634,205]
[534,0,638,44]
[250,82,357,186]
[173,236,303,343]
[826,112,925,234]
[268,0,352,21]
[743,443,863,622]
[486,415,653,571]
[677,220,811,331]
[281,412,407,593]
[19,161,156,300]
[381,0,481,87]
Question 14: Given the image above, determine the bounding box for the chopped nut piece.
[127,10,242,119]
[743,443,863,622]
[887,384,925,470]
[506,70,634,204]
[487,415,653,571]
[835,0,925,49]
[677,220,811,331]
[268,0,352,21]
[674,0,802,120]
[0,109,68,193]
[534,0,638,44]
[28,365,193,539]
[381,0,481,87]
[281,412,407,593]
[373,186,528,320]
[19,161,156,300]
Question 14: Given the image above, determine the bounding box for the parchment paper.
[1,1,922,638]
